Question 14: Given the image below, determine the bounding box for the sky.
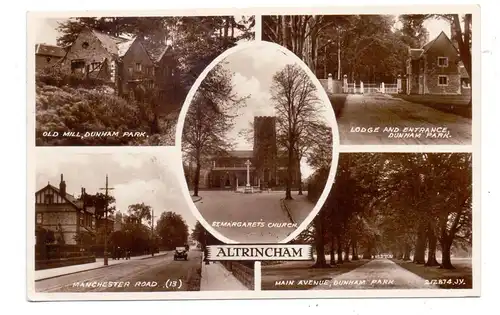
[215,43,333,180]
[35,149,198,231]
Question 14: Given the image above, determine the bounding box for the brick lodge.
[188,116,301,191]
[35,27,180,113]
[35,174,113,245]
[406,29,471,96]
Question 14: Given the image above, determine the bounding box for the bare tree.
[182,63,247,197]
[271,63,322,200]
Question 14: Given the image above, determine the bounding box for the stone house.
[35,174,96,245]
[406,30,470,95]
[35,44,66,71]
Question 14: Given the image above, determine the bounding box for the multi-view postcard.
[27,6,480,301]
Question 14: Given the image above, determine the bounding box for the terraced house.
[54,28,179,111]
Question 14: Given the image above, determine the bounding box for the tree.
[155,211,189,249]
[182,63,247,196]
[270,63,322,199]
[127,203,152,225]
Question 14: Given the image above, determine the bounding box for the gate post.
[397,75,402,93]
[327,73,333,93]
[360,81,364,94]
[381,82,385,94]
[343,74,348,93]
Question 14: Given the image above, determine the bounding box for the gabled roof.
[35,44,65,58]
[148,44,172,63]
[91,29,130,57]
[226,150,254,159]
[117,37,137,57]
[409,31,460,60]
[409,49,424,60]
[36,184,95,214]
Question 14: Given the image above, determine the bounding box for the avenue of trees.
[37,16,255,146]
[182,63,248,197]
[263,14,472,86]
[301,153,472,270]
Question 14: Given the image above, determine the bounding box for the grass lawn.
[328,93,348,118]
[261,259,369,290]
[395,94,472,119]
[392,258,473,289]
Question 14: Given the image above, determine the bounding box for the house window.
[82,42,90,49]
[46,57,51,63]
[437,57,448,67]
[36,213,43,224]
[71,60,85,74]
[135,63,142,72]
[438,75,448,86]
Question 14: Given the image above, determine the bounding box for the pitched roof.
[91,29,130,56]
[117,37,137,57]
[148,44,172,63]
[37,184,95,214]
[35,44,65,58]
[409,49,424,60]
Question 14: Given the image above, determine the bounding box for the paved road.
[195,191,306,243]
[337,94,471,145]
[35,249,203,292]
[312,259,438,290]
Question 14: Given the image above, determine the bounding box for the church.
[197,116,300,190]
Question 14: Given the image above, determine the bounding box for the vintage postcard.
[27,5,480,301]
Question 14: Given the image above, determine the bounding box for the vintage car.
[174,246,188,260]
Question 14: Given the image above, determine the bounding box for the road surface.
[337,94,471,145]
[311,259,438,290]
[195,191,312,243]
[35,249,203,292]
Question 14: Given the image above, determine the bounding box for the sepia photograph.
[180,41,338,244]
[31,15,255,146]
[261,153,474,290]
[262,14,473,145]
[31,150,253,293]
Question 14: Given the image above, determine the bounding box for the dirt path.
[311,259,438,290]
[337,94,472,145]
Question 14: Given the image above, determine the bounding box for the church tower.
[253,116,278,188]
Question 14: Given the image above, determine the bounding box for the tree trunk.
[329,235,336,265]
[193,155,201,197]
[440,238,455,269]
[403,244,411,261]
[352,240,359,260]
[344,243,350,262]
[425,227,440,266]
[297,157,303,195]
[336,237,343,264]
[363,243,372,259]
[313,212,328,268]
[413,223,427,264]
[285,136,293,200]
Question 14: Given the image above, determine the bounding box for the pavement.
[35,251,170,281]
[200,262,249,291]
[195,190,310,243]
[35,249,203,292]
[311,258,438,290]
[336,94,472,145]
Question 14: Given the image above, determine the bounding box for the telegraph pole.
[99,174,114,266]
[151,208,155,257]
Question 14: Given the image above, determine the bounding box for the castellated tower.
[253,116,278,188]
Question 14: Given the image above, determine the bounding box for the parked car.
[174,247,188,260]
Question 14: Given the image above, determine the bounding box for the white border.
[174,40,340,244]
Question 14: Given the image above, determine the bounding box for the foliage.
[155,211,189,249]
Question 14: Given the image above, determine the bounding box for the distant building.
[35,44,66,71]
[406,29,470,95]
[35,174,96,245]
[193,116,300,190]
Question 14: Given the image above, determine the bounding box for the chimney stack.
[59,174,66,196]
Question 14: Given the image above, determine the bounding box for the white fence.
[343,81,401,94]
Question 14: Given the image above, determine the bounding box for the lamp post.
[99,174,114,266]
